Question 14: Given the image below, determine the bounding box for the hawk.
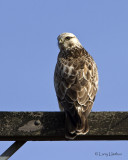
[54,33,98,139]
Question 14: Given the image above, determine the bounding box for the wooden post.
[0,141,26,160]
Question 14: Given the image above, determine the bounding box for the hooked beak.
[58,38,63,44]
[58,38,63,49]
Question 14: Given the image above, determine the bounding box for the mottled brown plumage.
[54,33,98,139]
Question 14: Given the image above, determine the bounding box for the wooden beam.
[0,112,128,141]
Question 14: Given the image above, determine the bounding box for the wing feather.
[54,48,98,139]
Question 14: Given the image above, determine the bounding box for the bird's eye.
[65,36,71,40]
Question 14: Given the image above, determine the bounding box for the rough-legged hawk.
[54,33,98,139]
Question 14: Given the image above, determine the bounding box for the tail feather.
[65,112,77,139]
[65,110,89,139]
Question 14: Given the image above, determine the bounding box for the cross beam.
[0,111,128,141]
[0,111,128,159]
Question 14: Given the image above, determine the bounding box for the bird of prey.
[54,33,98,139]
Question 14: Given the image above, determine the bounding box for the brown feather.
[54,46,98,139]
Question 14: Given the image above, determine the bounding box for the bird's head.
[57,33,82,50]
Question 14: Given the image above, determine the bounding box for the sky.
[0,0,128,159]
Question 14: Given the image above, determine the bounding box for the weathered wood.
[0,112,128,141]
